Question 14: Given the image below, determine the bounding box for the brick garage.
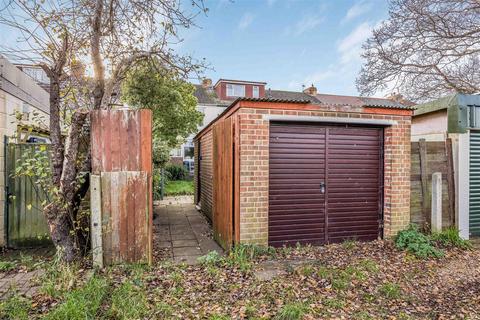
[194,98,413,249]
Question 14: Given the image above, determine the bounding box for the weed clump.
[395,225,444,258]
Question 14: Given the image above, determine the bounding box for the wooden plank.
[419,139,430,225]
[128,111,140,171]
[445,138,455,225]
[90,111,102,174]
[111,111,121,171]
[135,172,148,262]
[100,172,112,265]
[126,172,136,262]
[90,175,103,268]
[233,114,240,244]
[120,111,130,171]
[110,172,120,263]
[118,172,128,262]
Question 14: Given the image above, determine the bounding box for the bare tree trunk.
[44,204,77,262]
[91,0,105,110]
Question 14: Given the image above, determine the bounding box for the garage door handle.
[319,182,325,194]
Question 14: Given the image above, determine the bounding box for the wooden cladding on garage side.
[212,117,234,249]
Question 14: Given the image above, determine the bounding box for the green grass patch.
[107,281,148,320]
[164,180,194,196]
[275,302,309,320]
[0,294,31,320]
[0,260,16,272]
[378,282,402,300]
[431,227,471,249]
[45,275,108,320]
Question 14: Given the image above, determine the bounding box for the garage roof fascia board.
[194,98,310,140]
[194,98,412,141]
[264,114,398,126]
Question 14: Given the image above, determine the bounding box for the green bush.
[165,164,188,181]
[431,227,472,249]
[395,225,444,258]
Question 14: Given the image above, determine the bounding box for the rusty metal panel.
[268,123,382,247]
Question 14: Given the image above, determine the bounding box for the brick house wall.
[235,104,411,245]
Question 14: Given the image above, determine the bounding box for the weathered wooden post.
[431,172,442,233]
[90,109,153,266]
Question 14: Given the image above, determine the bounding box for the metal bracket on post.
[90,174,104,268]
[431,172,442,233]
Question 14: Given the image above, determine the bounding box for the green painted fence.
[6,143,51,247]
[470,131,480,237]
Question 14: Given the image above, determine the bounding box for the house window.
[469,105,480,128]
[253,86,259,98]
[226,84,245,97]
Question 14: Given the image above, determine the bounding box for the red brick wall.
[235,105,412,245]
[215,82,265,100]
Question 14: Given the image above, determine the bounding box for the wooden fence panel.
[410,139,454,228]
[90,109,152,265]
[6,143,50,247]
[212,117,234,250]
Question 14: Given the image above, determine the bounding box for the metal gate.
[470,130,480,237]
[268,123,383,247]
[5,143,50,247]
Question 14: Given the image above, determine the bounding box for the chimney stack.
[387,92,405,102]
[202,78,212,88]
[303,84,317,96]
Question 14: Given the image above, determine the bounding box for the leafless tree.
[0,0,207,262]
[357,0,480,102]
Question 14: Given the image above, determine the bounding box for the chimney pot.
[303,84,317,96]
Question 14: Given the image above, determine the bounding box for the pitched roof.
[266,90,414,109]
[266,89,320,103]
[193,84,228,106]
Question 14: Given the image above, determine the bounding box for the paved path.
[154,196,223,264]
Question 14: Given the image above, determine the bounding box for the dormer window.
[253,86,259,98]
[226,83,245,97]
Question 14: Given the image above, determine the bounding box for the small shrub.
[275,302,309,320]
[0,293,31,320]
[378,282,401,299]
[431,227,471,249]
[165,164,188,181]
[198,251,223,266]
[395,224,444,258]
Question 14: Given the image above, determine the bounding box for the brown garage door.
[269,122,383,247]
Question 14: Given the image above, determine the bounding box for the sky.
[0,0,390,97]
[176,0,390,96]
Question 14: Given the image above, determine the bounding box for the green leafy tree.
[122,60,203,167]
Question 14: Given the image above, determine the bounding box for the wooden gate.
[90,109,152,266]
[5,143,50,247]
[212,117,234,249]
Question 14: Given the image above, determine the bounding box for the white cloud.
[238,13,254,30]
[341,1,372,24]
[337,22,373,64]
[285,15,324,36]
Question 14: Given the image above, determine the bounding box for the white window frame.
[226,83,245,97]
[252,86,259,98]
